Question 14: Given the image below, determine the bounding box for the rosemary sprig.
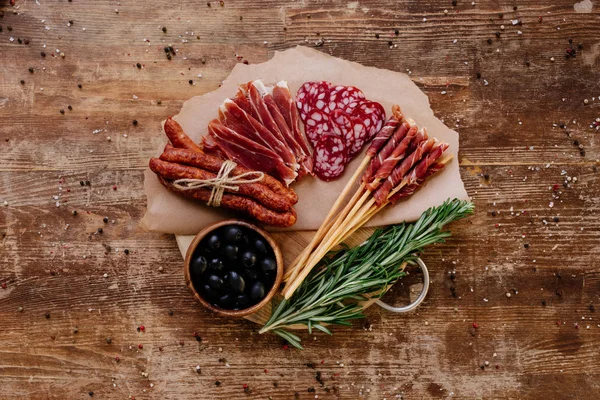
[260,199,474,348]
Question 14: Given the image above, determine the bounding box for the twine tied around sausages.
[171,160,264,207]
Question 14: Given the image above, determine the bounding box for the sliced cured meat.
[330,109,367,159]
[272,81,313,173]
[327,85,366,114]
[366,105,404,157]
[208,119,297,185]
[303,109,333,145]
[355,100,386,140]
[313,133,346,181]
[296,81,331,121]
[247,81,288,145]
[219,99,298,171]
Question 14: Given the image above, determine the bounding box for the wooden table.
[1,1,599,398]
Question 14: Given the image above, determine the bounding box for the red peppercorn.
[159,346,163,351]
[282,344,289,350]
[472,322,479,329]
[50,335,56,340]
[179,340,184,346]
[243,384,248,389]
[116,356,120,362]
[112,185,117,190]
[139,325,145,332]
[192,331,199,337]
[1,283,6,289]
[138,344,143,349]
[264,369,268,373]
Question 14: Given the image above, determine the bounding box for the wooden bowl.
[183,219,284,318]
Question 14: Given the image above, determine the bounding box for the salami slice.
[355,100,386,140]
[296,81,332,122]
[330,109,367,158]
[327,85,366,114]
[303,110,333,145]
[313,133,347,181]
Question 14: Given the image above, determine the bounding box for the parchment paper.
[141,46,468,234]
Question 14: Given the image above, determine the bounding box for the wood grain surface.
[1,0,599,399]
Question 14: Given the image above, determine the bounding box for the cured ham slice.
[388,161,447,204]
[373,137,436,205]
[366,105,403,157]
[219,99,298,171]
[208,119,297,185]
[272,81,314,172]
[363,120,411,185]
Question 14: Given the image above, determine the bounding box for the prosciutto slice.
[362,120,411,185]
[219,99,298,171]
[373,137,436,205]
[273,81,313,169]
[389,161,447,204]
[208,119,297,185]
[366,105,403,157]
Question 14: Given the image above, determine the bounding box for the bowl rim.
[183,219,284,318]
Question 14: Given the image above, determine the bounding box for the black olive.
[206,234,221,250]
[260,257,277,274]
[228,271,246,293]
[209,258,224,272]
[218,293,234,309]
[201,283,218,300]
[222,244,238,261]
[223,225,244,244]
[250,282,266,301]
[243,268,258,281]
[253,237,269,254]
[236,294,249,308]
[191,256,207,275]
[207,274,223,290]
[241,250,257,268]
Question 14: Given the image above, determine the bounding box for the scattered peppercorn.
[189,79,193,85]
[375,33,380,39]
[157,99,162,105]
[215,381,221,386]
[525,60,530,67]
[162,26,167,33]
[17,38,22,44]
[524,243,529,249]
[60,109,65,114]
[85,180,91,186]
[67,105,72,111]
[476,72,481,79]
[78,84,82,89]
[577,43,583,50]
[73,327,79,333]
[487,38,493,45]
[132,119,138,126]
[513,6,517,10]
[89,392,94,397]
[164,46,170,53]
[553,216,559,222]
[491,211,497,217]
[308,387,315,393]
[201,57,207,64]
[7,26,12,31]
[207,2,211,6]
[590,304,595,312]
[394,29,399,35]
[103,217,109,223]
[106,337,112,344]
[41,51,46,57]
[484,174,489,180]
[495,31,500,38]
[541,300,547,306]
[136,63,141,69]
[97,228,103,234]
[138,344,143,349]
[45,312,50,319]
[124,249,130,255]
[168,310,174,316]
[28,67,34,73]
[20,79,25,85]
[72,210,78,216]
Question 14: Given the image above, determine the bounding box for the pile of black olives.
[190,224,278,310]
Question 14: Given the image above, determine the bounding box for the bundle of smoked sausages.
[149,118,299,228]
